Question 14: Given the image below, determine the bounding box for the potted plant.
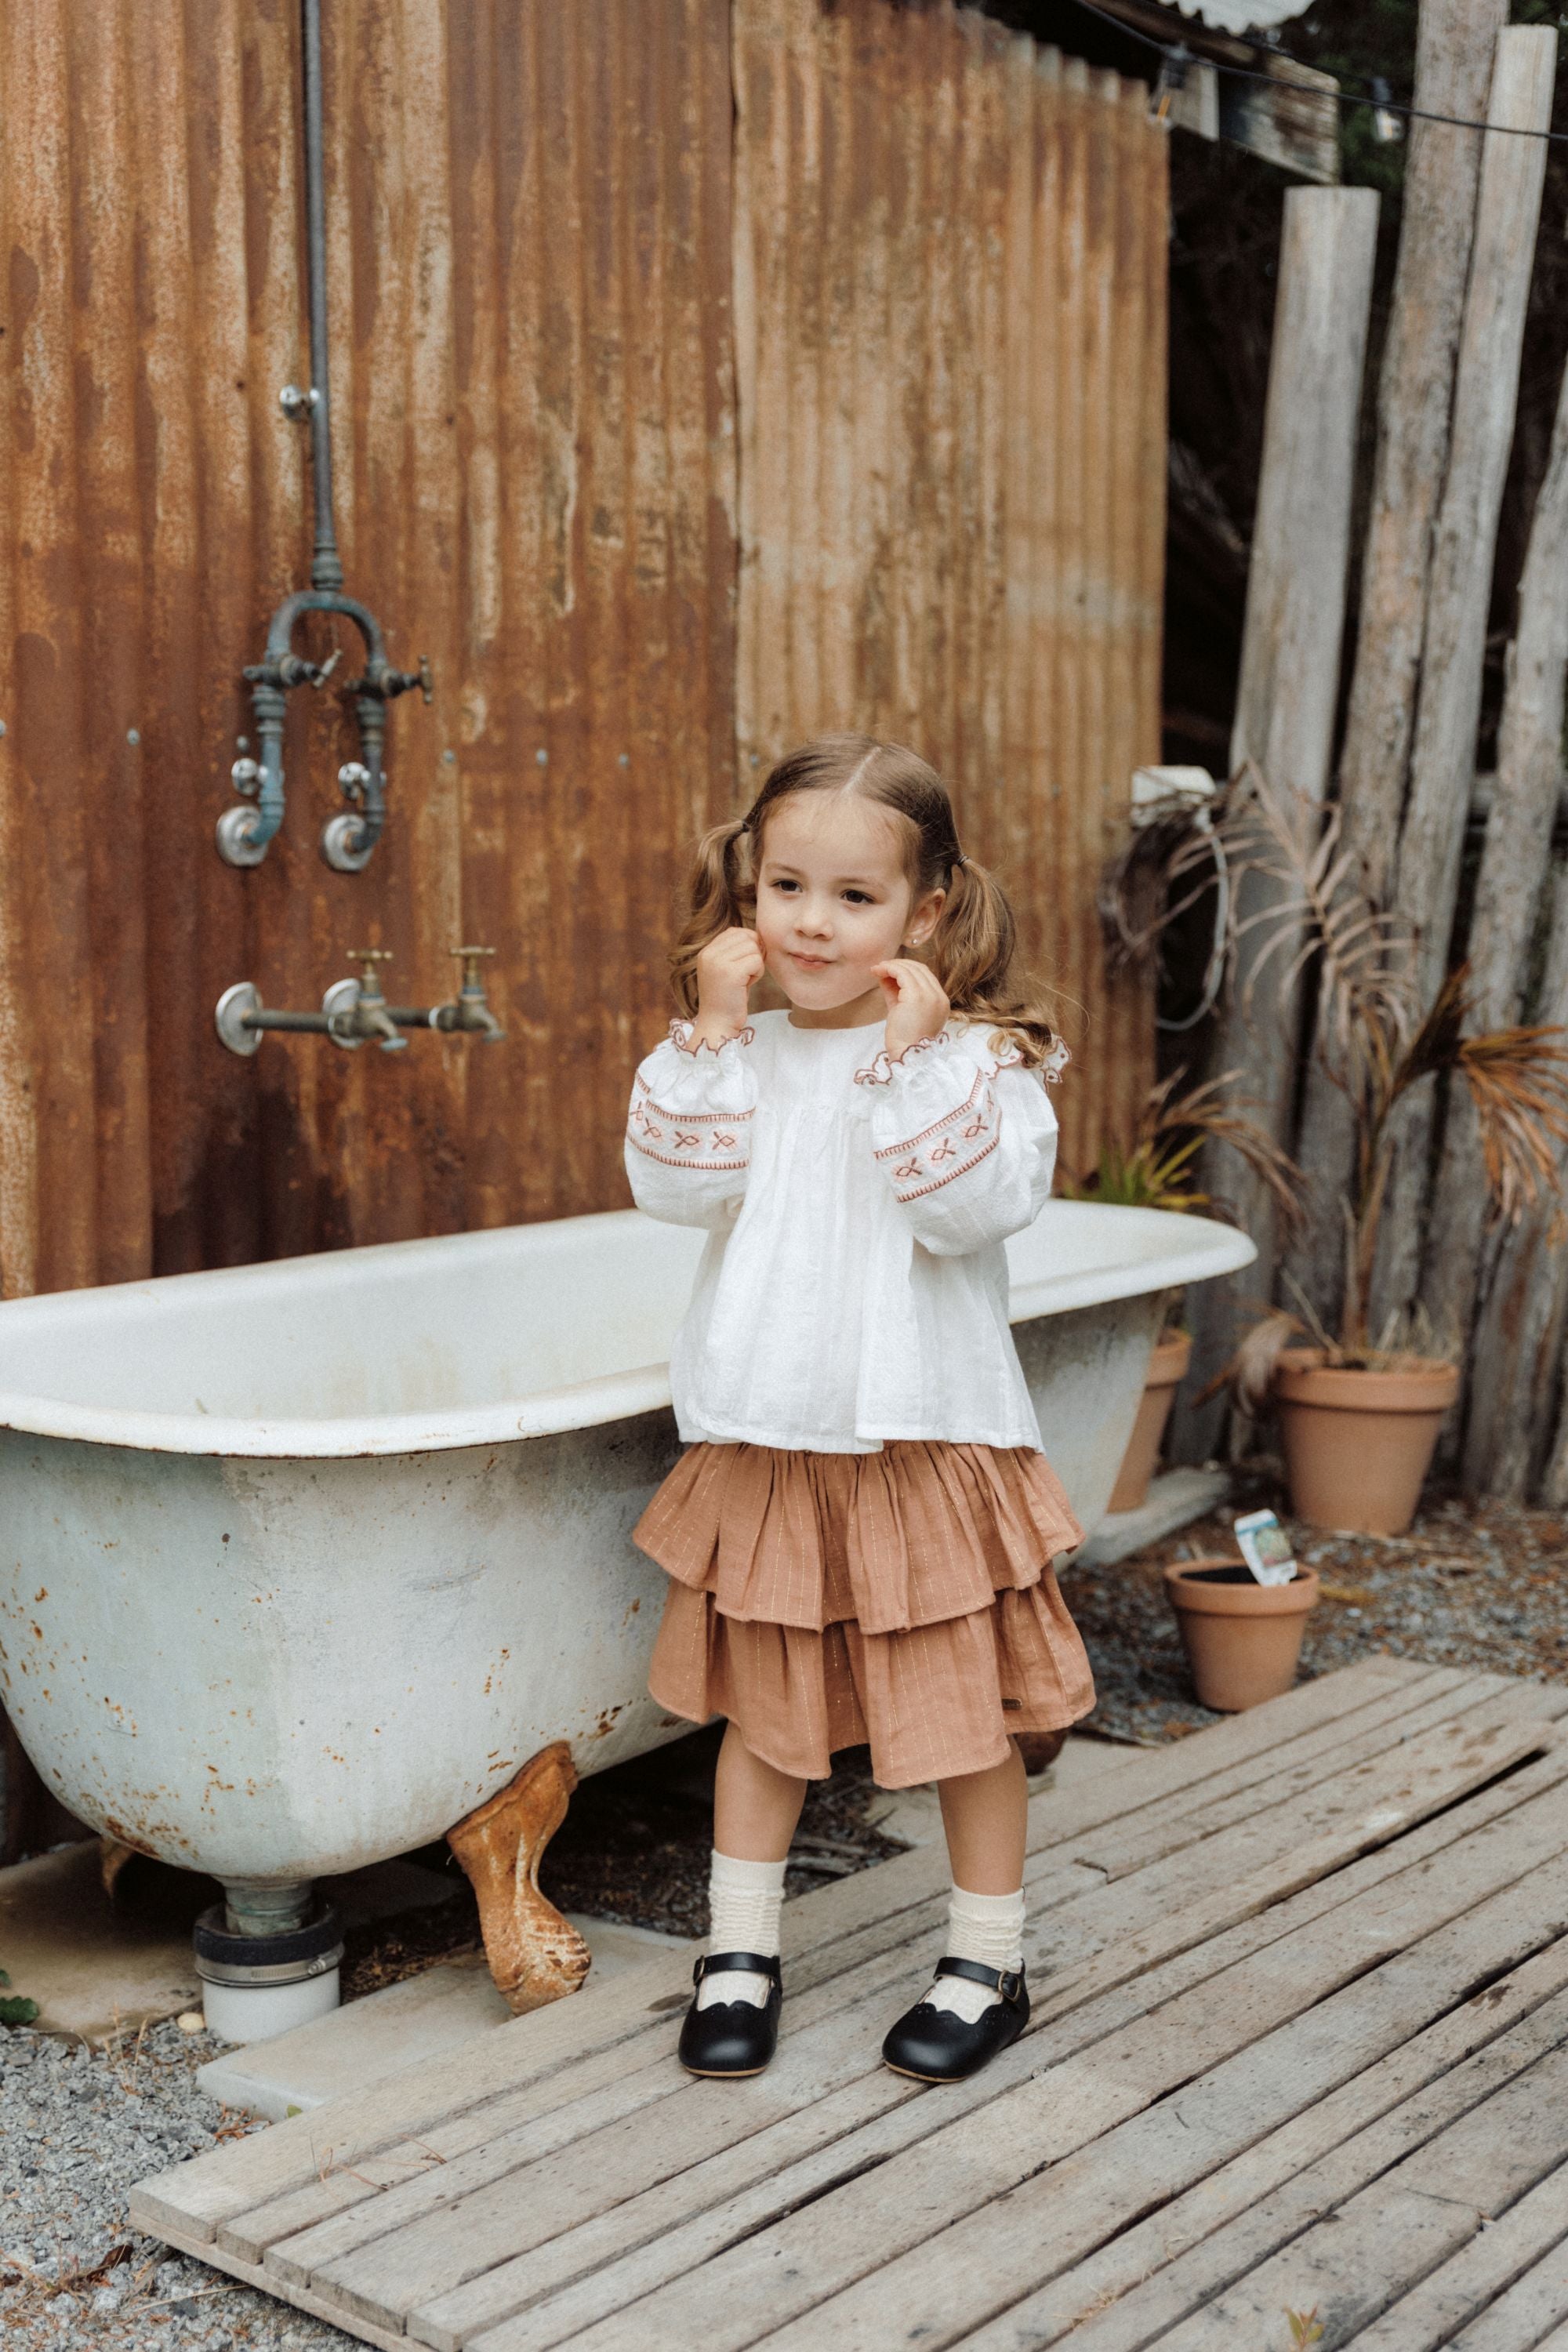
[1119,764,1568,1536]
[1069,1069,1302,1515]
[1164,1554,1320,1711]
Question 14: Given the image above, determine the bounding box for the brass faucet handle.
[347,947,395,987]
[450,945,497,988]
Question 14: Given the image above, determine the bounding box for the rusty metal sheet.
[0,0,1157,1300]
[0,0,737,1293]
[733,0,1165,1181]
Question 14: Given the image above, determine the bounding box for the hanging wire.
[1062,0,1568,146]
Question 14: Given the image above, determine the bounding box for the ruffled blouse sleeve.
[854,1025,1067,1257]
[624,1021,759,1229]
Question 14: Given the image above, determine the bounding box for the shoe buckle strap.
[934,1955,1025,2006]
[694,1951,780,1987]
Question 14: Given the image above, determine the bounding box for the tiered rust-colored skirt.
[635,1439,1095,1789]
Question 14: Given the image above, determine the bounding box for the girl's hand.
[873,959,949,1059]
[692,927,764,1046]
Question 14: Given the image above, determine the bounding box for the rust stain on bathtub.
[100,1817,158,1860]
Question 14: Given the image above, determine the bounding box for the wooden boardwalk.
[132,1657,1568,2350]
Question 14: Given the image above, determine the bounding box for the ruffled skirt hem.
[648,1577,1097,1788]
[631,1438,1085,1635]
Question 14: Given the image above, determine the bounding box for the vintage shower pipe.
[216,0,430,874]
[215,948,506,1057]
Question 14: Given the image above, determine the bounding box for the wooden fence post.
[1470,866,1568,1497]
[1368,24,1557,1337]
[1285,0,1507,1334]
[1170,184,1377,1464]
[1425,341,1568,1417]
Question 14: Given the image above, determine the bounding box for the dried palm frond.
[1385,964,1468,1105]
[1368,1299,1462,1368]
[1457,1021,1568,1218]
[1097,757,1568,1387]
[1159,1067,1306,1235]
[1196,1310,1305,1411]
[1216,763,1418,1074]
[1067,1066,1305,1231]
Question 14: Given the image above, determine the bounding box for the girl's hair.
[670,733,1065,1070]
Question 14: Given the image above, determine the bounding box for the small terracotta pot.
[1107,1328,1192,1514]
[1273,1349,1461,1537]
[1165,1558,1319,1713]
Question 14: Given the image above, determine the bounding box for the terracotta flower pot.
[1107,1328,1192,1514]
[1273,1349,1461,1537]
[1164,1558,1319,1713]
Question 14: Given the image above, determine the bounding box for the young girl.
[624,734,1094,2085]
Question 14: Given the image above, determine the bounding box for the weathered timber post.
[1465,869,1568,1498]
[1425,341,1568,1442]
[1368,24,1557,1337]
[1171,184,1377,1464]
[1286,0,1507,1333]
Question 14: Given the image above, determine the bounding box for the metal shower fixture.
[216,0,430,873]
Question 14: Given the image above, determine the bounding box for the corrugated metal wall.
[0,0,737,1295]
[734,0,1165,1174]
[0,0,1162,1300]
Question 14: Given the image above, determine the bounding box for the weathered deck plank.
[957,1926,1568,2352]
[128,1662,1568,2352]
[1354,2160,1568,2350]
[130,1655,1428,2241]
[443,1769,1568,2349]
[639,1823,1568,2352]
[249,1671,1546,2283]
[1156,2047,1568,2347]
[282,1712,1551,2341]
[466,1934,1568,2352]
[1458,2241,1568,2352]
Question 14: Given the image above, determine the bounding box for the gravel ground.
[3,1469,1564,2347]
[0,2016,340,2350]
[1059,1470,1568,1745]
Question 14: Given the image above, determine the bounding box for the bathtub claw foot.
[100,1835,140,1902]
[447,1742,590,2015]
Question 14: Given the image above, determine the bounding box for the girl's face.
[753,792,945,1022]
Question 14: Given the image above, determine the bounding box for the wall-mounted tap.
[215,947,506,1058]
[433,948,506,1040]
[324,949,408,1050]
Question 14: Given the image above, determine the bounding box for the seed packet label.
[1234,1508,1297,1586]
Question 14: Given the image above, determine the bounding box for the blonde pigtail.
[669,816,753,1017]
[931,858,1067,1073]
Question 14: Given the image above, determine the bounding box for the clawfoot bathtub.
[0,1201,1251,2014]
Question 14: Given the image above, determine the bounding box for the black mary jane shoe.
[881,1958,1029,2084]
[677,1951,783,2078]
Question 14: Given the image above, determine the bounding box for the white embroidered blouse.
[624,1008,1068,1455]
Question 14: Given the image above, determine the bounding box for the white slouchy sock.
[924,1884,1026,2020]
[697,1850,786,2010]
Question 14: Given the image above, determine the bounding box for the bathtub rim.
[0,1203,1254,1459]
